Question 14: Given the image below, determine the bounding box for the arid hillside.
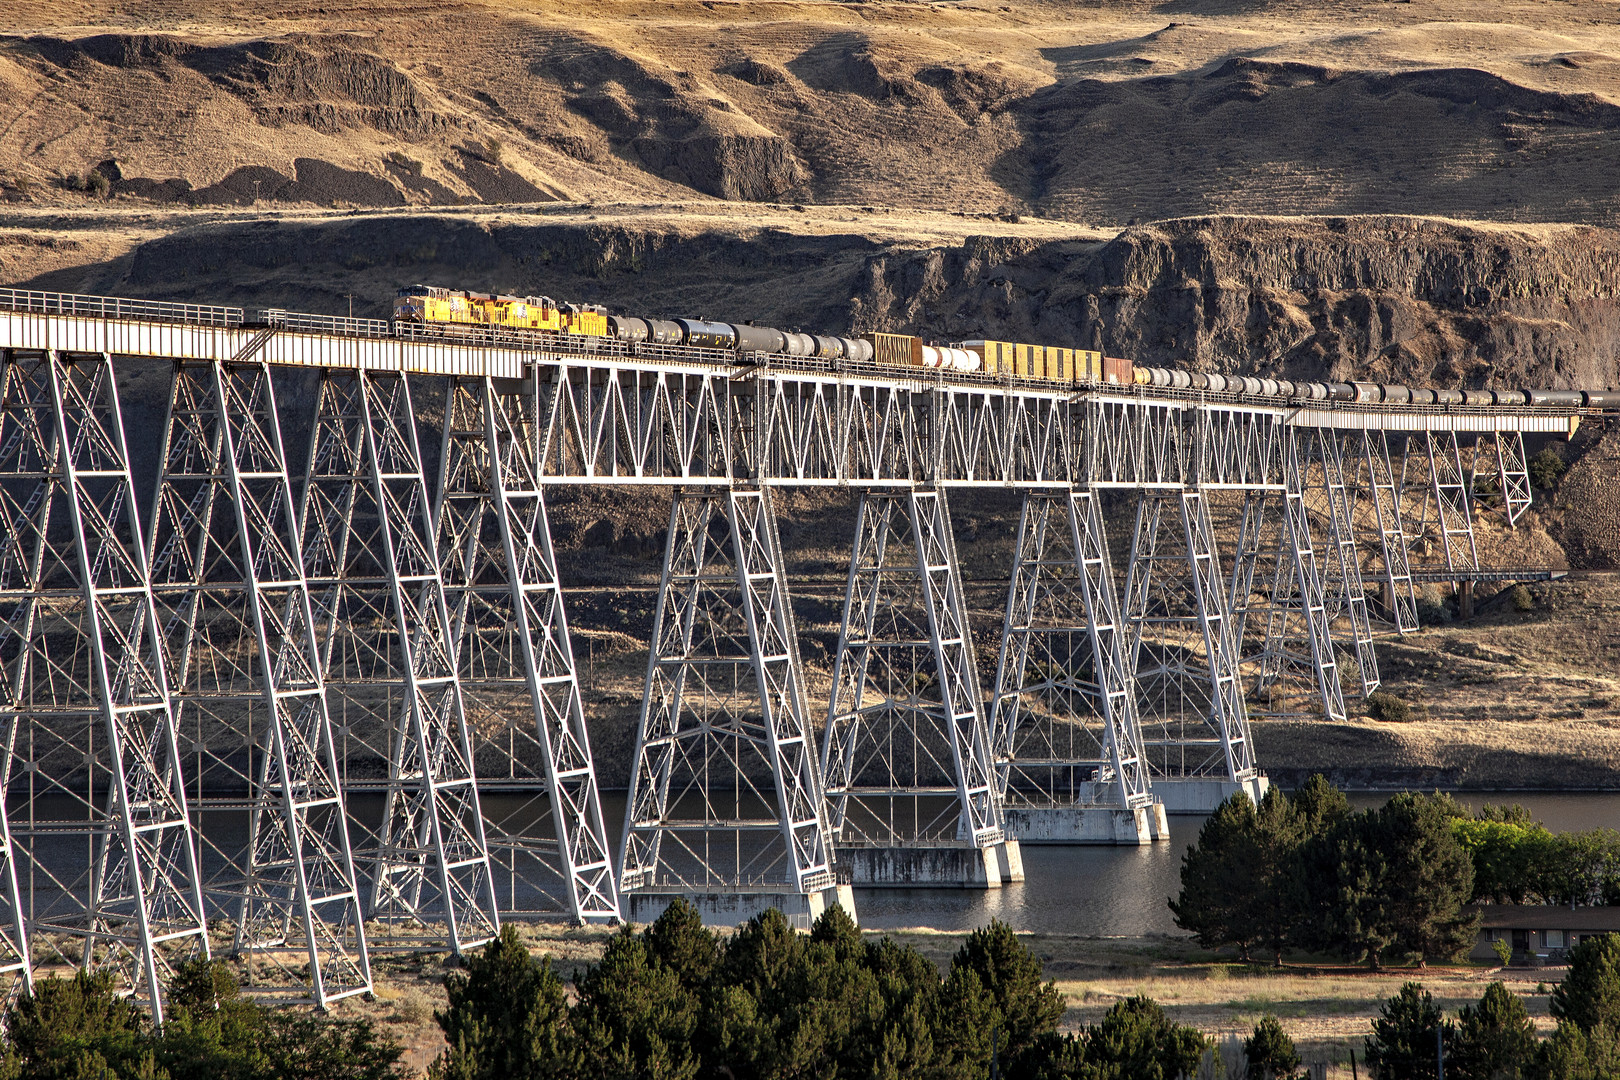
[6,0,1620,789]
[6,0,1620,224]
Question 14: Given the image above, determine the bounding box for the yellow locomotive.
[394,285,607,336]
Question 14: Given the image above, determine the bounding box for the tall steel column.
[436,376,618,923]
[1471,430,1533,527]
[1424,430,1481,574]
[619,486,847,927]
[0,350,207,1023]
[1227,476,1345,723]
[822,487,1018,886]
[1121,489,1262,810]
[146,359,370,1005]
[300,371,498,953]
[1308,430,1379,698]
[989,489,1163,844]
[1356,430,1419,633]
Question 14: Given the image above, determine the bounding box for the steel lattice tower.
[1121,489,1263,805]
[436,377,618,923]
[619,486,847,926]
[822,487,1020,886]
[0,350,208,1022]
[299,371,498,952]
[146,357,371,1005]
[988,488,1165,843]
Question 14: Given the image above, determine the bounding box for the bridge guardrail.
[0,288,242,327]
[257,308,392,338]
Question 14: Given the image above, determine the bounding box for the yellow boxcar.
[866,332,924,367]
[1074,349,1102,383]
[1011,343,1033,378]
[963,339,1013,374]
[1051,347,1073,382]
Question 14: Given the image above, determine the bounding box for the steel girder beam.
[0,350,207,1023]
[1356,430,1419,633]
[146,359,371,1005]
[299,371,498,953]
[528,366,1292,488]
[1122,489,1257,782]
[436,377,619,924]
[1307,431,1379,698]
[822,488,1005,847]
[618,486,836,899]
[988,490,1153,813]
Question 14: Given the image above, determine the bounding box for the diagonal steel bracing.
[1425,430,1481,574]
[618,487,838,904]
[0,350,207,1023]
[299,371,498,953]
[1470,430,1533,528]
[146,359,371,1005]
[1122,489,1257,783]
[1356,430,1419,633]
[822,488,1006,852]
[1307,431,1379,698]
[436,377,618,924]
[989,490,1153,815]
[1235,430,1347,721]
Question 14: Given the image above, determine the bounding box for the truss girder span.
[0,350,208,1023]
[146,358,371,1006]
[618,486,849,928]
[436,377,618,924]
[822,489,1021,885]
[299,371,498,953]
[988,490,1165,845]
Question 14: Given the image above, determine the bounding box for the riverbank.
[341,922,1544,1078]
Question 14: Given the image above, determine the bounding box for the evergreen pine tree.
[1254,788,1307,966]
[1170,792,1264,959]
[1550,933,1620,1036]
[1292,774,1351,834]
[947,919,1065,1069]
[1244,1015,1303,1080]
[1365,982,1449,1080]
[1081,995,1208,1080]
[573,926,700,1080]
[1449,982,1534,1080]
[430,925,577,1080]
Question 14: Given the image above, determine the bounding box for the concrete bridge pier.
[839,838,1025,888]
[1003,802,1170,845]
[623,882,857,930]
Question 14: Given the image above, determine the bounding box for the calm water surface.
[849,791,1620,936]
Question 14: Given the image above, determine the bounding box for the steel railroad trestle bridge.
[0,291,1583,1017]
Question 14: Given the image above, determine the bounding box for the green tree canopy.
[1449,982,1535,1080]
[1366,982,1448,1080]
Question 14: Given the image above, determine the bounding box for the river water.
[849,791,1620,936]
[11,791,1613,936]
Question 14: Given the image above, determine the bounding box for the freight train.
[391,285,1615,409]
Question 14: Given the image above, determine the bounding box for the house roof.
[1471,905,1620,932]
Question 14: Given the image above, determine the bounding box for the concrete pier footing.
[1150,775,1270,814]
[1004,801,1171,845]
[623,883,858,929]
[840,839,1025,888]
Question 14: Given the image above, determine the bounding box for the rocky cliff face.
[851,216,1620,390]
[25,211,1620,392]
